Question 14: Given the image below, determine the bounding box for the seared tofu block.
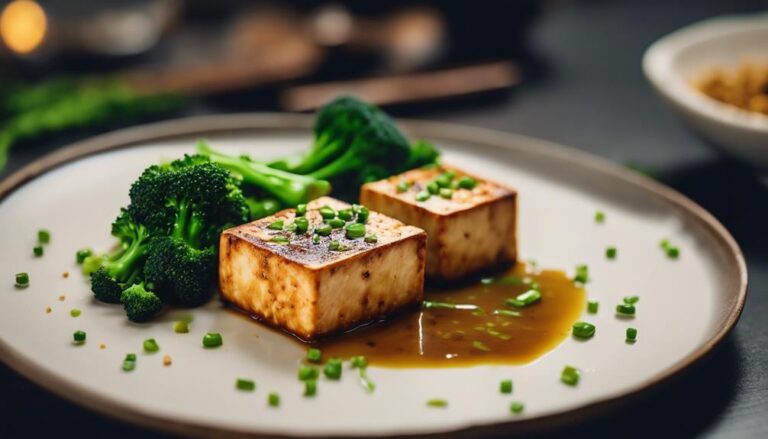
[219,197,426,340]
[360,166,516,280]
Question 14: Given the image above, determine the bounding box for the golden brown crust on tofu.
[219,197,426,340]
[360,165,517,280]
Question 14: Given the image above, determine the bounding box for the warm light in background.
[1,0,47,54]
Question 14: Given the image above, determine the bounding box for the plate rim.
[0,114,748,438]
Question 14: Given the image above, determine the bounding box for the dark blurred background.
[1,0,767,438]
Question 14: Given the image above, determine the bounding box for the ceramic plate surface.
[0,115,746,437]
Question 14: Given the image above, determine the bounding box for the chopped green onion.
[358,367,376,393]
[457,176,478,189]
[203,332,223,348]
[660,239,670,249]
[307,348,322,363]
[426,181,439,195]
[267,220,284,230]
[33,245,43,257]
[15,272,29,288]
[356,206,370,223]
[70,309,81,318]
[285,222,298,232]
[268,392,280,407]
[427,399,448,408]
[75,248,93,264]
[323,358,343,380]
[328,218,345,228]
[174,321,189,333]
[73,330,86,345]
[143,338,159,352]
[345,223,366,239]
[667,247,680,258]
[364,234,378,244]
[293,217,309,234]
[435,173,453,188]
[606,247,617,259]
[304,380,317,397]
[587,300,599,314]
[350,355,368,369]
[125,353,137,362]
[561,365,580,386]
[311,234,321,245]
[595,211,605,223]
[315,223,332,236]
[572,322,596,339]
[415,191,431,202]
[236,378,256,392]
[295,204,308,216]
[473,340,491,351]
[616,303,636,316]
[626,327,638,342]
[492,309,521,317]
[319,206,336,219]
[37,229,50,244]
[573,264,589,284]
[623,295,639,304]
[505,289,541,308]
[423,300,478,310]
[510,401,525,414]
[439,188,453,199]
[338,209,353,221]
[298,366,319,381]
[122,359,136,371]
[328,240,346,251]
[396,181,412,193]
[270,236,290,245]
[500,379,513,394]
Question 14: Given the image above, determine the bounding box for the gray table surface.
[2,1,766,438]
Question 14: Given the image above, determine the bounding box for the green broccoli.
[268,96,439,188]
[143,236,217,307]
[87,210,151,303]
[121,283,163,322]
[197,140,331,207]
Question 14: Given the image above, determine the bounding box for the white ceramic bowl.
[643,13,768,168]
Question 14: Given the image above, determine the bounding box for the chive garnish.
[426,399,448,408]
[423,301,479,310]
[328,240,346,251]
[505,289,541,308]
[350,356,368,369]
[338,209,354,221]
[270,236,290,245]
[396,181,411,193]
[33,245,43,257]
[319,206,336,219]
[70,309,81,318]
[295,204,308,216]
[500,379,513,394]
[304,380,317,397]
[415,191,430,202]
[356,206,370,223]
[122,355,136,371]
[294,217,309,234]
[439,188,453,199]
[595,211,605,223]
[573,264,589,284]
[307,348,322,363]
[572,322,596,339]
[143,338,160,353]
[298,366,319,381]
[435,172,453,188]
[626,327,638,342]
[606,246,617,259]
[236,378,256,392]
[202,332,223,348]
[561,365,580,386]
[473,340,491,351]
[426,181,439,195]
[315,223,332,236]
[587,300,599,314]
[73,330,86,345]
[174,321,189,333]
[323,358,343,380]
[492,309,521,317]
[358,367,376,393]
[267,220,284,230]
[327,218,345,228]
[616,303,636,316]
[364,234,378,244]
[311,234,321,245]
[345,223,366,239]
[37,229,50,244]
[510,402,525,414]
[623,296,639,304]
[457,176,478,189]
[15,272,29,288]
[660,239,680,258]
[268,392,280,407]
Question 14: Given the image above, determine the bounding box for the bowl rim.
[642,12,768,134]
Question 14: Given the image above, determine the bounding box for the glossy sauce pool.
[314,264,586,368]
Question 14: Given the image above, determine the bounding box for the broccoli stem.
[305,142,365,181]
[170,199,204,249]
[288,133,345,174]
[197,140,331,206]
[107,227,149,283]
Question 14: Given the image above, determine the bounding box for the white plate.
[0,115,746,437]
[643,13,768,168]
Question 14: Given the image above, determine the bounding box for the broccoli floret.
[89,211,151,303]
[143,236,217,307]
[269,96,439,188]
[121,283,163,322]
[197,140,331,207]
[128,155,249,248]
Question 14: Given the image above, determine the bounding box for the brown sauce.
[315,263,586,368]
